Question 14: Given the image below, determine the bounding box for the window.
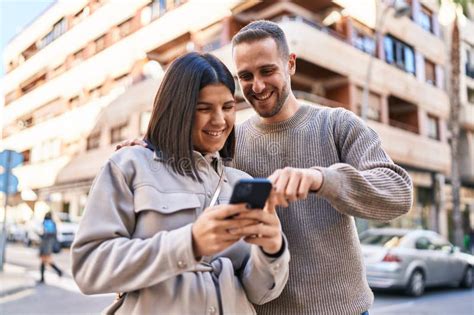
[415,237,433,250]
[74,48,84,62]
[86,133,101,151]
[418,6,433,33]
[424,59,436,85]
[21,149,31,165]
[95,35,106,53]
[72,6,90,27]
[149,0,168,19]
[89,85,103,99]
[356,87,381,121]
[38,18,67,49]
[69,95,80,109]
[466,46,474,79]
[467,87,474,104]
[118,18,133,38]
[426,115,439,140]
[110,124,128,144]
[384,35,416,74]
[352,28,376,55]
[32,139,62,162]
[17,116,33,129]
[20,71,47,94]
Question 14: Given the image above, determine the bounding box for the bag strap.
[208,168,224,208]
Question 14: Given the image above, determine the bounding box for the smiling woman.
[71,52,289,315]
[192,84,236,155]
[145,52,237,181]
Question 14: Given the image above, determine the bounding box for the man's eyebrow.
[261,64,277,69]
[237,64,278,76]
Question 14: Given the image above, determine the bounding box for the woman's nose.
[210,109,225,125]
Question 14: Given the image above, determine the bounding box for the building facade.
[1,0,473,242]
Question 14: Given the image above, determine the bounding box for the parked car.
[360,228,473,297]
[7,223,28,243]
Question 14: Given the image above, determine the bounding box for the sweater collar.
[250,104,311,133]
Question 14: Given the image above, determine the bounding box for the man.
[119,20,413,314]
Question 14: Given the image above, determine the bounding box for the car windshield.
[359,233,406,248]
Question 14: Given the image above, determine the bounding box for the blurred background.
[0,0,473,314]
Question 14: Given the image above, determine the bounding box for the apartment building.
[1,0,473,240]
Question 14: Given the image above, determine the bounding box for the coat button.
[162,205,168,210]
[207,192,212,198]
[177,260,187,269]
[208,306,217,314]
[272,263,281,272]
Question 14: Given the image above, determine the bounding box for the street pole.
[0,150,12,272]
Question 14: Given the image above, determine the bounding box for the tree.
[440,0,473,248]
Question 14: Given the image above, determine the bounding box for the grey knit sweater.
[234,104,413,315]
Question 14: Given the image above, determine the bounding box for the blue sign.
[0,173,19,194]
[0,150,24,169]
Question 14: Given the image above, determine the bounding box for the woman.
[39,212,63,283]
[71,52,289,315]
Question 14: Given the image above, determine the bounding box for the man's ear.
[288,53,296,75]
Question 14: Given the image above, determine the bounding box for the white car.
[360,228,473,296]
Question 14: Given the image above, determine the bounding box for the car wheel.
[406,270,425,297]
[460,267,473,289]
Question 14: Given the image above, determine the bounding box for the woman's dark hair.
[145,52,236,181]
[44,212,52,220]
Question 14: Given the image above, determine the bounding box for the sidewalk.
[0,263,36,297]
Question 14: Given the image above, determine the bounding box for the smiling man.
[230,20,413,315]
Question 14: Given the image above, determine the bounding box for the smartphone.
[229,178,272,209]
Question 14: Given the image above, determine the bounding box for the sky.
[0,0,55,75]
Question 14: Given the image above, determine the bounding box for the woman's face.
[192,84,236,154]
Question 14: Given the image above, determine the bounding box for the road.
[2,243,473,314]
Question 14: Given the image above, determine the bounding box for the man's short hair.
[232,20,290,60]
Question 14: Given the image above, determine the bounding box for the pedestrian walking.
[38,212,63,284]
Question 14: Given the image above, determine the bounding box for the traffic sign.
[0,150,24,169]
[0,173,19,194]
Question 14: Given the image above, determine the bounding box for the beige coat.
[71,146,289,315]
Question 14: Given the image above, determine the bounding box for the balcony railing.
[273,15,349,43]
[389,119,419,134]
[293,90,347,108]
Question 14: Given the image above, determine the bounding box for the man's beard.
[250,82,290,118]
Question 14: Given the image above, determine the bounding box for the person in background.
[38,212,63,284]
[71,52,289,315]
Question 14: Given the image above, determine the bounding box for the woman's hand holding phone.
[191,204,259,259]
[228,192,283,255]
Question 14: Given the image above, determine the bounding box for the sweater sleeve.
[240,236,290,305]
[71,160,199,295]
[315,109,413,221]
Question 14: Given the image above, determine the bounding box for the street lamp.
[360,0,411,122]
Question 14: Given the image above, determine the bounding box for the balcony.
[388,95,419,134]
[368,121,450,174]
[460,104,474,129]
[459,130,474,184]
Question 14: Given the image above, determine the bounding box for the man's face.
[233,37,295,118]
